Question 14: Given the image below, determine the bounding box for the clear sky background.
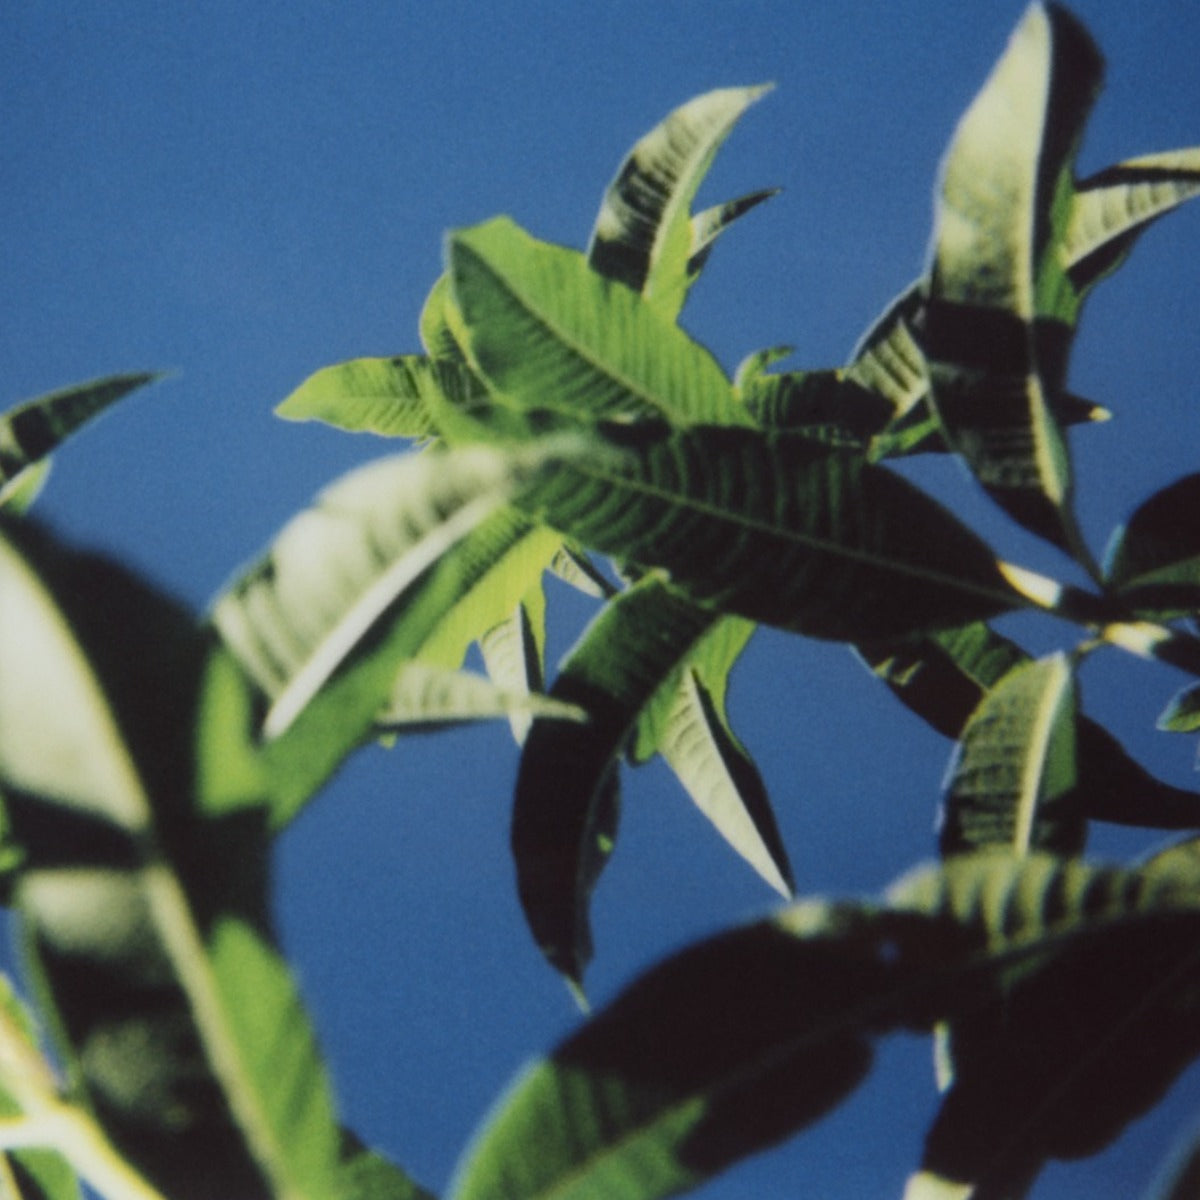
[4,4,1200,1198]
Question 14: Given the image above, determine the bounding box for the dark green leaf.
[859,621,1200,831]
[586,85,773,320]
[1105,473,1200,617]
[451,851,1200,1200]
[514,422,1024,642]
[513,576,717,984]
[1158,683,1200,734]
[0,373,163,509]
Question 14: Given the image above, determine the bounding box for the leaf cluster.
[2,3,1200,1198]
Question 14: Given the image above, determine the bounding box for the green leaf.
[0,373,163,509]
[451,850,1200,1200]
[1066,148,1200,297]
[374,660,582,734]
[685,190,779,291]
[513,576,717,984]
[0,520,342,1200]
[449,217,751,429]
[924,4,1102,556]
[1158,683,1200,734]
[419,271,467,362]
[337,1141,438,1200]
[0,975,82,1200]
[1104,473,1200,618]
[275,356,440,439]
[479,585,548,744]
[632,614,793,898]
[859,621,1200,831]
[586,85,773,320]
[740,368,893,448]
[900,851,1200,1197]
[212,444,571,823]
[941,652,1083,857]
[514,422,1025,643]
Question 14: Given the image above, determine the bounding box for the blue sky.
[4,4,1200,1197]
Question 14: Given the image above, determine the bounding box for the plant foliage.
[2,4,1200,1197]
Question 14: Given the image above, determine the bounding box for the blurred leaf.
[479,585,548,744]
[515,421,1024,642]
[547,543,614,598]
[275,356,440,439]
[0,373,162,510]
[418,271,467,363]
[452,851,1200,1200]
[374,660,582,734]
[212,444,572,822]
[513,576,716,984]
[632,613,793,898]
[0,974,81,1200]
[449,217,751,429]
[911,850,1200,1197]
[0,520,342,1200]
[924,4,1103,556]
[1105,473,1200,618]
[337,1140,438,1200]
[586,85,773,320]
[1159,683,1200,734]
[0,458,52,514]
[1066,148,1200,297]
[941,653,1082,857]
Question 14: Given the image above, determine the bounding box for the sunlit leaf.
[374,660,582,734]
[1066,148,1200,297]
[0,373,162,509]
[514,421,1025,643]
[1105,473,1200,618]
[0,520,342,1200]
[941,653,1082,857]
[587,85,773,320]
[479,583,548,744]
[275,356,439,439]
[632,613,793,898]
[449,217,751,429]
[924,4,1102,556]
[212,444,573,822]
[451,850,1200,1200]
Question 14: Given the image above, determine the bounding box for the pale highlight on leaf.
[587,85,773,319]
[924,4,1103,555]
[941,653,1082,857]
[375,661,581,733]
[211,445,564,740]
